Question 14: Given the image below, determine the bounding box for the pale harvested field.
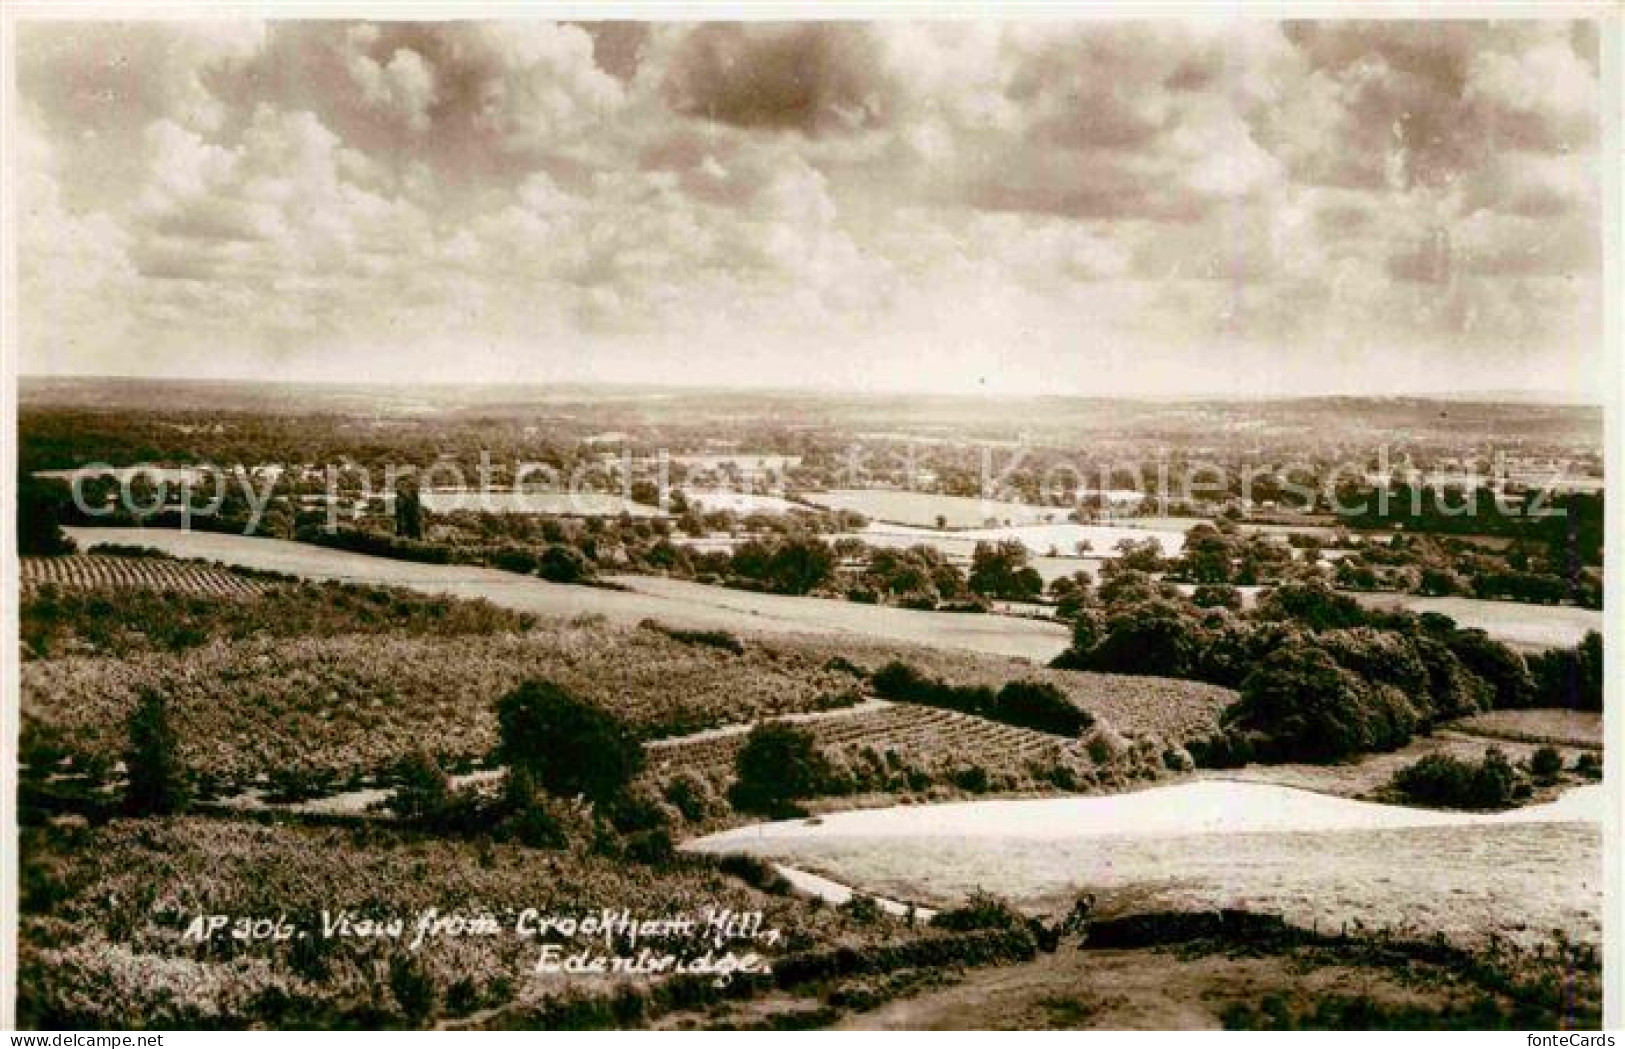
[691,783,1603,948]
[614,575,1071,662]
[800,489,1075,528]
[65,528,1071,662]
[417,490,664,516]
[859,521,1187,557]
[1451,709,1602,750]
[1349,593,1601,652]
[679,489,806,514]
[830,531,1103,585]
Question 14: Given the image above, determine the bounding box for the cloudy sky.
[15,18,1604,396]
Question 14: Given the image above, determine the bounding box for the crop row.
[21,555,276,598]
[781,636,1237,749]
[647,703,1089,780]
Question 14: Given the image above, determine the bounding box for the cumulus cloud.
[342,25,437,131]
[13,18,1606,394]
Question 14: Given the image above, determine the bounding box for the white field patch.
[679,489,807,515]
[418,490,666,516]
[861,521,1187,558]
[35,465,210,485]
[1348,593,1602,652]
[694,780,1603,844]
[800,489,1081,528]
[689,781,1604,948]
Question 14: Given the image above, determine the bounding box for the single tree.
[18,476,77,555]
[730,722,830,814]
[495,681,643,803]
[395,479,423,540]
[766,535,835,595]
[124,688,191,815]
[388,749,451,824]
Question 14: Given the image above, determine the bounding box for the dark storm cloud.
[661,23,892,134]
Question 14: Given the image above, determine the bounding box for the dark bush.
[1527,631,1603,712]
[1390,747,1519,809]
[993,679,1093,736]
[714,853,793,894]
[18,476,77,555]
[661,774,712,823]
[495,681,643,804]
[499,768,571,849]
[1253,580,1368,631]
[538,544,592,583]
[624,828,675,865]
[1192,584,1243,610]
[1226,641,1421,762]
[264,766,339,804]
[773,928,1037,989]
[729,722,832,815]
[639,619,745,654]
[124,689,190,816]
[389,954,437,1026]
[1529,746,1564,780]
[872,662,1087,737]
[930,890,1029,934]
[387,750,451,824]
[950,766,990,793]
[870,660,932,700]
[1446,630,1533,709]
[1082,602,1205,678]
[839,894,884,924]
[606,790,671,834]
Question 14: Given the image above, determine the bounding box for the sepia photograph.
[2,2,1619,1035]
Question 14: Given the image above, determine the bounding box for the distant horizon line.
[16,372,1606,408]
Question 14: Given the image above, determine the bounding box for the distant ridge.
[16,374,1605,409]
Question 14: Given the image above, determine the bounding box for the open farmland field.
[1449,709,1603,750]
[830,532,1104,585]
[860,522,1187,557]
[34,465,209,485]
[22,607,1228,789]
[20,622,866,781]
[417,490,666,516]
[608,575,1071,662]
[788,638,1237,748]
[19,564,542,661]
[648,701,1098,787]
[679,489,807,514]
[800,490,1076,528]
[20,555,279,598]
[1347,593,1602,652]
[692,782,1604,950]
[65,528,1072,662]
